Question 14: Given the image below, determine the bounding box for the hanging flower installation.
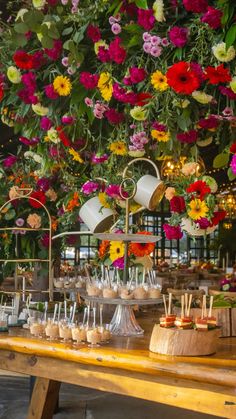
[0,0,234,242]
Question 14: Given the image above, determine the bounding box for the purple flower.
[15,218,24,227]
[201,7,223,30]
[111,23,121,35]
[61,115,75,125]
[21,72,37,93]
[3,155,17,168]
[169,26,188,48]
[112,257,124,269]
[177,130,198,144]
[195,218,210,229]
[40,116,53,131]
[91,153,109,164]
[37,177,51,192]
[230,154,236,175]
[81,181,99,195]
[57,207,65,216]
[219,86,236,100]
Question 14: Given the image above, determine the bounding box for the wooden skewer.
[184,293,188,317]
[187,294,192,317]
[168,293,172,316]
[163,295,167,317]
[208,295,213,318]
[181,295,184,318]
[202,295,207,319]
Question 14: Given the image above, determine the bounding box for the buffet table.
[0,317,236,419]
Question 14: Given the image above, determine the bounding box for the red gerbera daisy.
[186,180,211,200]
[129,231,155,257]
[13,50,33,70]
[211,210,226,226]
[204,64,232,85]
[29,191,46,208]
[135,92,152,106]
[230,143,236,154]
[166,61,200,95]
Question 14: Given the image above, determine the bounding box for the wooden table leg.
[27,377,61,419]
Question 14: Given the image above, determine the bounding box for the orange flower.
[129,231,155,257]
[99,240,110,258]
[66,192,80,211]
[51,216,58,231]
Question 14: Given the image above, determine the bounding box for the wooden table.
[0,317,236,419]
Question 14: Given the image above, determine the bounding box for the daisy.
[109,241,125,262]
[53,75,72,96]
[151,70,168,91]
[188,199,209,221]
[109,141,127,156]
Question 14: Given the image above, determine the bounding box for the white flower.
[24,151,34,159]
[7,66,21,84]
[32,103,49,116]
[32,0,46,9]
[153,0,165,22]
[47,128,60,144]
[33,153,43,163]
[212,42,235,63]
[192,91,213,104]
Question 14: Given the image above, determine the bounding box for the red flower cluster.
[166,61,200,95]
[79,72,99,89]
[204,64,232,85]
[186,180,211,200]
[183,0,208,13]
[211,210,227,226]
[29,191,46,209]
[163,224,183,240]
[198,115,219,129]
[13,50,45,70]
[56,126,71,147]
[105,108,124,125]
[170,196,186,213]
[230,143,236,154]
[87,25,101,43]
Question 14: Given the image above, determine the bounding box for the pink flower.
[3,155,18,168]
[143,42,152,53]
[84,97,93,107]
[18,89,38,104]
[86,24,101,43]
[62,57,69,67]
[22,73,37,93]
[161,38,170,47]
[112,257,124,269]
[198,115,219,129]
[150,45,162,57]
[79,72,99,89]
[40,117,53,131]
[44,40,62,61]
[183,0,208,13]
[109,37,126,64]
[44,84,59,100]
[152,122,167,131]
[19,136,39,146]
[195,218,210,229]
[61,115,75,125]
[151,35,162,45]
[177,129,198,143]
[40,233,50,248]
[105,108,124,125]
[143,32,151,42]
[129,67,146,84]
[113,83,137,105]
[219,86,236,100]
[97,46,111,63]
[81,181,99,195]
[91,153,109,164]
[111,23,122,35]
[137,8,155,30]
[169,26,188,48]
[222,107,234,117]
[231,154,236,175]
[201,7,222,29]
[163,224,183,240]
[31,51,45,69]
[93,102,108,119]
[105,184,125,199]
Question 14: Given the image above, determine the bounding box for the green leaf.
[134,0,148,9]
[213,153,230,168]
[14,33,28,47]
[4,209,16,221]
[127,34,141,48]
[14,22,29,34]
[41,36,54,49]
[225,24,236,49]
[227,166,236,181]
[123,23,142,34]
[62,27,73,36]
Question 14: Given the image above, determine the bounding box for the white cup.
[79,196,114,233]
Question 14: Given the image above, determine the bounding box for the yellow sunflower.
[68,148,84,163]
[109,141,127,156]
[188,199,209,221]
[109,241,125,262]
[151,70,168,91]
[98,192,111,208]
[53,75,72,96]
[151,129,170,142]
[98,72,113,101]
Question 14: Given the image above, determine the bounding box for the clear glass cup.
[45,318,59,341]
[59,320,72,342]
[86,327,101,347]
[71,324,86,346]
[98,323,111,343]
[29,319,45,338]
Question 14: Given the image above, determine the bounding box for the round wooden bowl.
[149,325,220,356]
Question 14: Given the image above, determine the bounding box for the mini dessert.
[195,317,208,331]
[71,326,87,343]
[59,324,72,340]
[119,288,134,300]
[133,286,148,300]
[148,288,161,299]
[98,326,111,342]
[174,316,193,329]
[87,284,101,297]
[30,322,45,337]
[87,328,101,345]
[45,322,59,339]
[160,314,176,328]
[102,288,118,299]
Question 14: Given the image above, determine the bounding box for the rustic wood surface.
[231,308,236,337]
[0,316,236,418]
[149,325,220,356]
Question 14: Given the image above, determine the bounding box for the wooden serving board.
[149,325,220,356]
